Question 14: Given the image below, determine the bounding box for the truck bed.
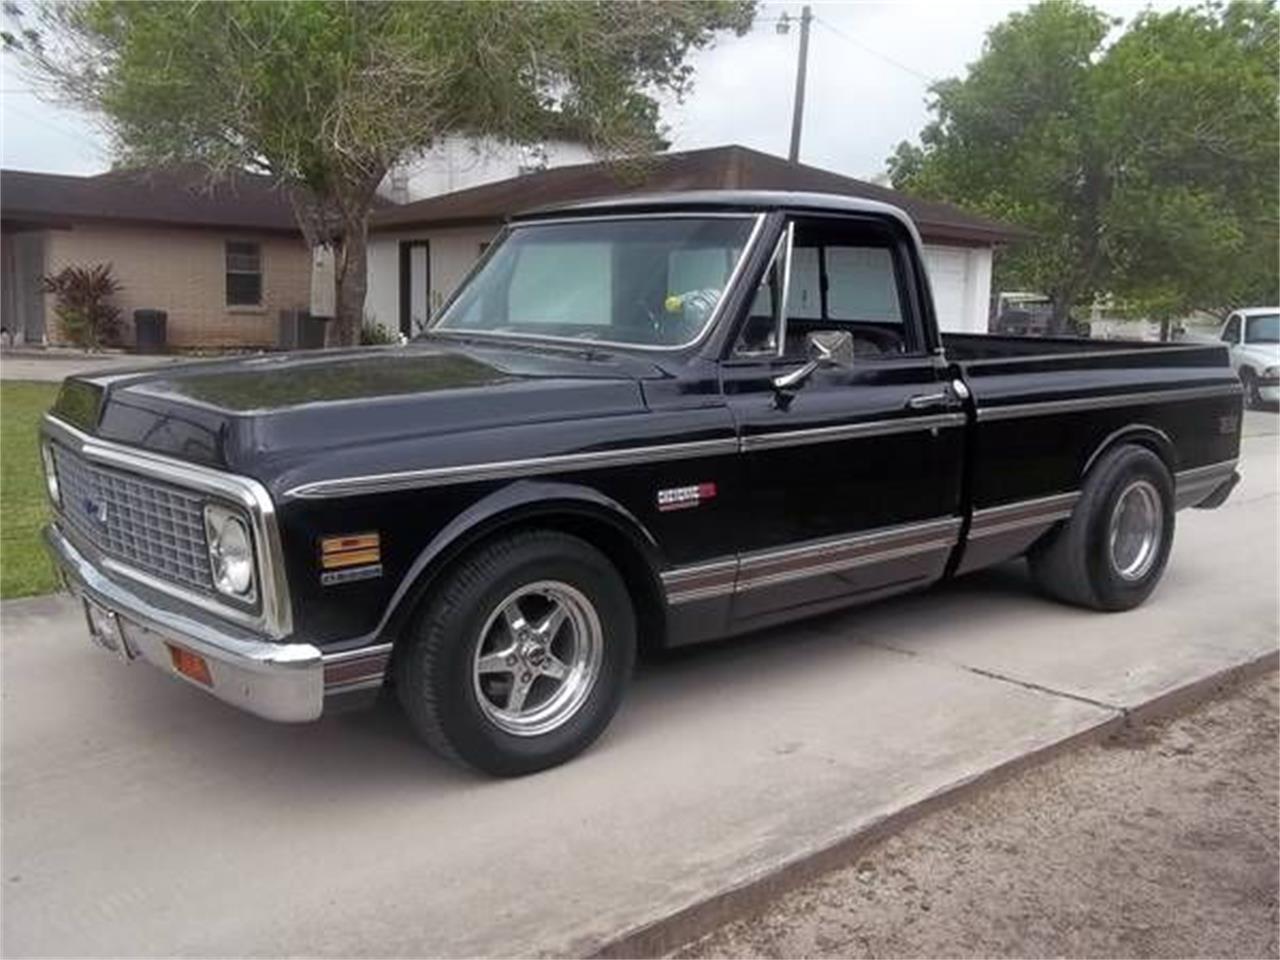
[942,331,1223,364]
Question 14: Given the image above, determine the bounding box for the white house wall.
[922,244,993,334]
[367,230,995,337]
[382,136,596,202]
[365,226,497,334]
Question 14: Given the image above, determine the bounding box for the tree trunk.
[332,215,369,346]
[1048,296,1073,336]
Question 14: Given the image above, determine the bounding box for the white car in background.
[1219,308,1279,408]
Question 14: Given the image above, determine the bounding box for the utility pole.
[787,5,813,163]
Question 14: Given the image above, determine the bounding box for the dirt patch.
[677,671,1279,959]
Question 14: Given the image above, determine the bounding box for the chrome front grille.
[51,444,213,592]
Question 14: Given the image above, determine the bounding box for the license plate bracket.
[82,597,134,662]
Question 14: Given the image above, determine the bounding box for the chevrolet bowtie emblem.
[82,497,109,526]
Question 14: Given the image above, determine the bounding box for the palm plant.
[40,263,123,349]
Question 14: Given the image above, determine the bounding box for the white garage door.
[922,246,970,333]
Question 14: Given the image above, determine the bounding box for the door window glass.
[1222,316,1241,343]
[786,246,821,320]
[827,246,902,322]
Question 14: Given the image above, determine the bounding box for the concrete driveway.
[1,349,198,382]
[2,431,1276,959]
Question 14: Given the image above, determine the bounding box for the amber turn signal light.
[167,644,213,687]
[320,532,381,570]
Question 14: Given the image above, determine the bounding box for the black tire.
[395,530,635,776]
[1241,369,1262,410]
[1028,445,1175,611]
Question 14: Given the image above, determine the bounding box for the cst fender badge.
[321,564,383,586]
[319,532,382,586]
[657,482,718,512]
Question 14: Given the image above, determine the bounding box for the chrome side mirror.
[772,330,855,393]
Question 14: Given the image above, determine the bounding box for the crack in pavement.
[862,638,1125,714]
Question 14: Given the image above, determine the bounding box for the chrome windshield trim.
[740,412,966,452]
[976,384,1243,422]
[427,212,767,354]
[42,414,293,639]
[285,436,741,500]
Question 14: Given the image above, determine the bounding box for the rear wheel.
[395,530,635,776]
[1028,445,1174,611]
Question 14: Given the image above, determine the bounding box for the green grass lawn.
[1,381,61,599]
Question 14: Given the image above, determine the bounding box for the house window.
[225,241,262,306]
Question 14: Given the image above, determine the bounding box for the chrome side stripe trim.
[287,437,740,499]
[288,410,970,499]
[660,558,738,605]
[968,492,1080,540]
[976,384,1242,422]
[661,517,962,604]
[740,413,965,452]
[1174,459,1239,509]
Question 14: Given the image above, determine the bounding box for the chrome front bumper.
[45,523,325,722]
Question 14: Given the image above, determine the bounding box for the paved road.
[2,431,1276,958]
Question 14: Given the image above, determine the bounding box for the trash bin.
[278,309,329,350]
[133,309,167,354]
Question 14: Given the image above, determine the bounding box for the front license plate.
[82,597,133,662]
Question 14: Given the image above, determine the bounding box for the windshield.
[1245,314,1279,344]
[431,215,759,348]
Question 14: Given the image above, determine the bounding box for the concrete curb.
[587,648,1279,960]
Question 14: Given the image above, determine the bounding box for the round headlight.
[40,444,60,505]
[205,505,256,599]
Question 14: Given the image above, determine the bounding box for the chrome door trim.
[661,516,962,604]
[975,383,1242,422]
[660,558,738,605]
[968,491,1081,540]
[426,213,767,354]
[735,516,961,593]
[740,412,965,453]
[43,415,294,639]
[285,436,741,499]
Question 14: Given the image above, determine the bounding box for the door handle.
[906,380,969,411]
[905,391,951,411]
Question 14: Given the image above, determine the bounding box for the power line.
[2,100,109,157]
[812,15,937,85]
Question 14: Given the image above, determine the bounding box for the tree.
[888,0,1278,334]
[6,1,754,344]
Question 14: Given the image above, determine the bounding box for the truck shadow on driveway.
[82,560,1066,796]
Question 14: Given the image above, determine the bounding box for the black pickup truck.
[41,191,1243,775]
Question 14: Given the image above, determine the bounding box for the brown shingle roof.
[371,144,1022,246]
[0,166,301,233]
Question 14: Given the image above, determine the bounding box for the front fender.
[372,479,665,644]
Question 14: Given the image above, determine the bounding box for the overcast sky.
[2,0,1181,182]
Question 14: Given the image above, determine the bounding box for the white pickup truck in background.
[1219,308,1279,408]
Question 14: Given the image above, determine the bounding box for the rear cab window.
[734,215,923,360]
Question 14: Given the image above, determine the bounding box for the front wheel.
[1029,445,1175,611]
[395,530,635,776]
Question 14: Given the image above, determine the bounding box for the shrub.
[40,264,123,349]
[360,321,399,345]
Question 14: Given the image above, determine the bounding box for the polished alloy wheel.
[472,580,603,736]
[1108,479,1163,581]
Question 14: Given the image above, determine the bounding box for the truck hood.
[52,340,661,477]
[1237,343,1280,366]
